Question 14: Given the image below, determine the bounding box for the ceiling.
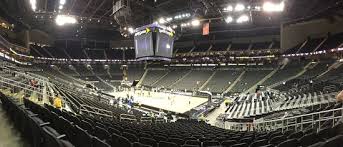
[1,0,342,42]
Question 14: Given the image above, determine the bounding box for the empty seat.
[185,140,201,146]
[331,123,343,136]
[277,139,298,147]
[181,145,199,147]
[282,130,294,137]
[94,126,111,141]
[256,134,269,140]
[322,135,343,147]
[203,140,220,147]
[308,142,325,147]
[80,120,93,133]
[57,117,75,141]
[117,136,132,147]
[239,137,254,145]
[158,141,179,147]
[231,143,248,147]
[221,140,238,147]
[74,125,92,147]
[287,131,303,139]
[269,135,286,146]
[250,139,268,147]
[108,127,121,135]
[269,132,282,139]
[153,135,168,142]
[168,138,185,146]
[92,136,110,147]
[132,142,153,147]
[299,132,325,147]
[318,127,332,140]
[123,132,139,142]
[140,137,157,147]
[41,126,74,147]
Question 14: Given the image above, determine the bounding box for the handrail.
[1,66,49,83]
[219,105,343,131]
[256,106,343,124]
[80,104,113,114]
[0,76,55,103]
[79,108,113,118]
[120,114,137,122]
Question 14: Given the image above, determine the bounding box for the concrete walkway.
[0,105,27,147]
[206,101,227,126]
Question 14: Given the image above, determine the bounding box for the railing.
[217,104,343,132]
[79,105,114,118]
[1,65,49,83]
[0,75,56,105]
[140,116,153,123]
[120,114,137,122]
[0,34,29,54]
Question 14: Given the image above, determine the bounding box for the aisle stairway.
[245,68,279,93]
[269,62,312,89]
[223,71,246,93]
[0,105,26,147]
[199,70,217,91]
[0,90,27,147]
[206,101,227,126]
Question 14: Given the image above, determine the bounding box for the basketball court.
[111,90,208,113]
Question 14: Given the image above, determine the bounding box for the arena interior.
[0,0,343,147]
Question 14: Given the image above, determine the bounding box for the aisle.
[205,101,227,126]
[0,104,26,147]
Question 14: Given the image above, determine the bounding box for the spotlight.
[166,17,173,22]
[225,16,233,23]
[128,27,134,34]
[55,15,77,26]
[191,19,200,26]
[159,18,166,24]
[235,4,245,11]
[263,1,284,12]
[59,0,66,5]
[224,5,233,12]
[172,25,177,29]
[236,15,249,23]
[30,0,37,11]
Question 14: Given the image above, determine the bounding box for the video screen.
[155,32,174,58]
[134,32,153,59]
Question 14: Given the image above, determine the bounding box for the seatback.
[269,135,286,146]
[168,138,185,146]
[92,136,110,147]
[74,125,92,147]
[250,139,268,147]
[203,140,220,147]
[118,136,132,147]
[140,137,157,147]
[94,126,111,141]
[277,139,298,147]
[123,132,139,142]
[158,141,179,147]
[322,135,343,147]
[185,140,201,146]
[299,132,324,147]
[221,140,238,147]
[230,143,248,147]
